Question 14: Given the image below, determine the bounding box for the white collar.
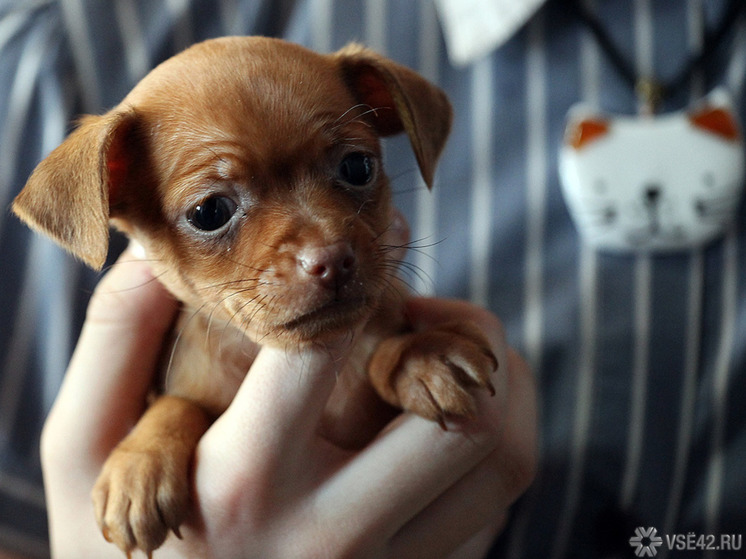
[434,0,548,66]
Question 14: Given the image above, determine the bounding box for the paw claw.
[486,379,496,397]
[483,348,499,372]
[417,378,446,425]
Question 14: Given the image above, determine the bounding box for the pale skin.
[40,247,537,559]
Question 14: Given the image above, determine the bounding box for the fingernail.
[389,208,410,243]
[128,239,147,260]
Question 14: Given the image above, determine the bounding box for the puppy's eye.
[187,196,237,231]
[338,152,374,187]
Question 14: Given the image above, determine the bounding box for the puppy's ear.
[336,44,453,188]
[12,109,137,270]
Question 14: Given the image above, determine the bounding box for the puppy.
[13,37,497,556]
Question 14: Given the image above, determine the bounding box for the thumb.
[199,335,357,484]
[45,245,178,461]
[219,338,354,444]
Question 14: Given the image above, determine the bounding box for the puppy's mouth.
[280,296,368,333]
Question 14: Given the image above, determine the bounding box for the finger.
[391,456,508,559]
[315,391,504,549]
[44,245,178,461]
[315,342,524,551]
[201,337,356,472]
[444,520,508,559]
[389,348,538,558]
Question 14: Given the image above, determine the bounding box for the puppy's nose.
[297,241,356,289]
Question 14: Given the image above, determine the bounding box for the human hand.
[41,247,537,559]
[41,245,180,558]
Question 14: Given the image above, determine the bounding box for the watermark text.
[630,527,742,557]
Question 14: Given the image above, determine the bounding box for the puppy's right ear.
[12,109,137,270]
[336,44,452,189]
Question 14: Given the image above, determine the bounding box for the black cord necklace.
[568,0,745,113]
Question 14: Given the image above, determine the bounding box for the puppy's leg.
[92,395,211,556]
[368,321,498,428]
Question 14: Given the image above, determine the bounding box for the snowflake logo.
[629,527,663,557]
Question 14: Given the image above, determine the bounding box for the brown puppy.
[13,37,497,556]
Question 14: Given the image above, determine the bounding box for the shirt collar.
[435,0,548,66]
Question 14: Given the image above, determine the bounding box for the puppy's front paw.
[92,441,191,556]
[369,321,498,427]
[91,396,210,556]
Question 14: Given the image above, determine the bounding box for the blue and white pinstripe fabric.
[1,1,744,557]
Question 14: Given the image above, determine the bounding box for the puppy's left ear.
[336,44,453,188]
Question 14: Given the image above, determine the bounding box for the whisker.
[333,103,372,126]
[196,277,262,291]
[218,292,263,355]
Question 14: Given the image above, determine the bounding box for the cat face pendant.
[559,89,744,253]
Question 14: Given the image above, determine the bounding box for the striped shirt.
[1,0,744,557]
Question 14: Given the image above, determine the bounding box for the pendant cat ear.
[564,115,610,150]
[688,88,741,142]
[689,107,740,141]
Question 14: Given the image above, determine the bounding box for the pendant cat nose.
[297,241,356,289]
[644,185,662,206]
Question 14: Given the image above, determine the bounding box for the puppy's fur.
[14,37,496,556]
